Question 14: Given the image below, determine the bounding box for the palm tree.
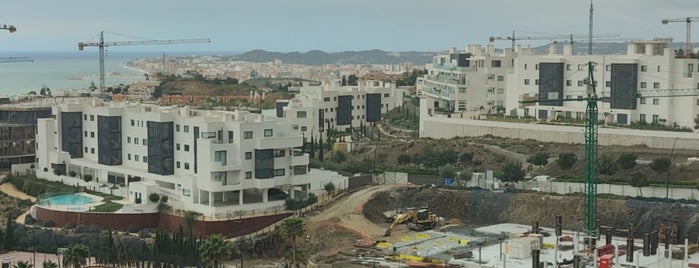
[183,210,202,237]
[42,260,58,268]
[284,248,309,268]
[12,261,33,268]
[281,217,305,246]
[199,234,232,268]
[63,244,89,268]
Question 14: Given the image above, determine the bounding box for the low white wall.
[420,116,699,150]
[515,180,699,200]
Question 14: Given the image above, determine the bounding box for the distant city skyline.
[1,0,698,53]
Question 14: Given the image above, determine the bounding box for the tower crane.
[489,31,619,52]
[78,31,210,92]
[661,17,699,58]
[0,24,16,33]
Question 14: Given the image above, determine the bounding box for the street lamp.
[666,137,679,199]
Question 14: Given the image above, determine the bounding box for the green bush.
[83,174,94,182]
[68,171,77,177]
[63,222,77,229]
[160,195,169,203]
[148,193,160,203]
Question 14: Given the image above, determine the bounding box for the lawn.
[91,201,123,212]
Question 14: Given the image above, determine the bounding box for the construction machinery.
[489,31,619,52]
[383,208,444,236]
[661,17,699,58]
[78,31,210,93]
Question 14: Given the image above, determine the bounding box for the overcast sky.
[1,0,698,53]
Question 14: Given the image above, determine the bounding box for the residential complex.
[36,101,312,215]
[418,39,699,129]
[275,80,409,135]
[0,104,52,168]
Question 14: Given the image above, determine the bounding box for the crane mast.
[78,31,210,93]
[583,0,598,248]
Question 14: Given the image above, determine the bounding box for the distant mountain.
[234,49,437,65]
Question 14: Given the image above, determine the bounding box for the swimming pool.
[43,194,95,206]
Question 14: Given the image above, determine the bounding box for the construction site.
[299,184,699,268]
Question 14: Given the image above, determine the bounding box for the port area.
[364,223,698,268]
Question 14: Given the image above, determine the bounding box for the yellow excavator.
[383,208,444,236]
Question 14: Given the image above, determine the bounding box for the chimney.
[563,43,573,56]
[548,41,558,55]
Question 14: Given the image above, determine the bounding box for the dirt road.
[306,184,408,246]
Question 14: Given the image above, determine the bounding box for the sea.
[0,51,228,97]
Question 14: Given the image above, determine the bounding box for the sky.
[1,0,698,53]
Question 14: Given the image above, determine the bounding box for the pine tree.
[4,215,14,251]
[319,135,324,162]
[310,136,315,159]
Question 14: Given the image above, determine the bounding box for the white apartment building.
[512,39,699,128]
[36,101,312,215]
[416,45,516,113]
[275,80,409,136]
[419,39,699,130]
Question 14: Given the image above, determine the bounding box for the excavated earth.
[362,187,699,242]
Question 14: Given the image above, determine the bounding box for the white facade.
[417,45,516,113]
[276,80,409,136]
[419,40,699,130]
[36,101,314,215]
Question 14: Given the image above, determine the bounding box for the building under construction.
[0,103,52,168]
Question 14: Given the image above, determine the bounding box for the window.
[215,150,227,166]
[578,80,584,87]
[273,149,286,157]
[459,87,467,93]
[85,147,88,153]
[176,143,181,150]
[135,155,140,161]
[578,65,584,71]
[245,152,252,159]
[184,163,190,170]
[641,65,648,72]
[566,64,572,70]
[497,75,504,81]
[130,119,134,126]
[524,79,530,85]
[297,111,307,118]
[90,115,94,121]
[566,80,572,86]
[244,131,253,139]
[134,138,139,145]
[605,65,610,71]
[127,137,131,143]
[653,82,660,89]
[128,154,132,160]
[84,131,88,137]
[640,82,647,88]
[176,124,180,132]
[488,74,495,80]
[640,97,646,104]
[91,148,95,154]
[84,114,87,120]
[184,144,189,152]
[300,126,307,131]
[143,156,148,163]
[143,139,147,145]
[264,129,273,137]
[497,88,504,94]
[184,125,189,133]
[535,79,539,85]
[213,172,226,185]
[524,64,527,70]
[90,132,94,138]
[274,168,285,176]
[323,97,330,101]
[228,131,234,143]
[245,171,252,179]
[605,81,611,87]
[657,65,661,72]
[491,60,502,68]
[653,98,660,105]
[176,161,181,168]
[384,93,390,97]
[458,101,467,111]
[639,114,646,123]
[652,114,659,124]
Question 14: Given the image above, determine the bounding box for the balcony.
[255,136,301,150]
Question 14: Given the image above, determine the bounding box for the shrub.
[617,153,638,169]
[83,174,94,182]
[148,193,160,203]
[24,214,36,225]
[74,224,100,233]
[557,153,577,170]
[126,224,140,234]
[63,222,77,229]
[527,153,549,166]
[68,171,77,177]
[37,220,55,228]
[651,157,671,173]
[598,154,618,175]
[160,195,169,203]
[53,168,64,176]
